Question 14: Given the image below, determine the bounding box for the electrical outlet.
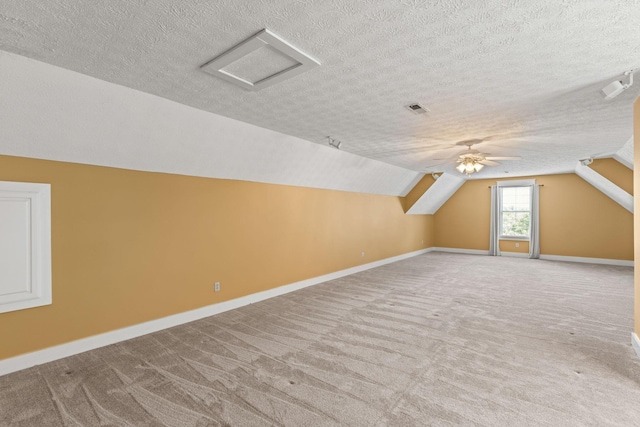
[361,251,365,258]
[515,243,519,248]
[214,282,220,292]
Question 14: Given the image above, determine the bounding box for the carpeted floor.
[1,252,639,426]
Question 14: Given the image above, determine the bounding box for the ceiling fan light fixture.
[456,156,484,175]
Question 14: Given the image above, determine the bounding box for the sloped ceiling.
[406,173,465,215]
[575,162,633,213]
[0,51,422,197]
[0,0,638,179]
[614,137,634,170]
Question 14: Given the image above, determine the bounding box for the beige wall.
[0,150,634,360]
[0,155,433,360]
[434,179,491,251]
[435,173,633,260]
[403,174,435,212]
[589,158,633,195]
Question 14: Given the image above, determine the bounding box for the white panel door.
[0,181,51,313]
[0,197,31,299]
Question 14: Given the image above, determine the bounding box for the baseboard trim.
[0,248,432,377]
[539,254,633,267]
[431,247,632,267]
[632,333,640,359]
[431,247,490,255]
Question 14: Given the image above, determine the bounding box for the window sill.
[499,237,530,241]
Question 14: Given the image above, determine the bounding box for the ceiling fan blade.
[480,159,501,166]
[485,156,521,160]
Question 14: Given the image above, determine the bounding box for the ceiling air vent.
[406,103,430,114]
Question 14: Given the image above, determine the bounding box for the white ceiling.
[0,51,422,197]
[1,0,639,179]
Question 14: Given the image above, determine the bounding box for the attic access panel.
[201,29,320,91]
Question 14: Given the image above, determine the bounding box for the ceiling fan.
[454,141,521,175]
[428,137,521,175]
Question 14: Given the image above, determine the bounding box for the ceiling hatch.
[201,29,320,91]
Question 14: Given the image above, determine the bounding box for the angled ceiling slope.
[0,51,420,197]
[574,161,633,213]
[613,137,634,169]
[406,173,465,215]
[0,1,639,180]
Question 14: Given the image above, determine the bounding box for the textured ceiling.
[1,0,639,179]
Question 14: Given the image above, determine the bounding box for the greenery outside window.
[500,186,530,239]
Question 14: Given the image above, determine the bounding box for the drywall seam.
[0,248,434,377]
[574,162,633,213]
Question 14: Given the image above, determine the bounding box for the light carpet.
[1,252,639,426]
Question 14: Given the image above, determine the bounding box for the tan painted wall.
[433,179,491,251]
[435,173,633,260]
[634,98,640,335]
[403,174,435,212]
[589,158,633,195]
[500,240,529,253]
[0,155,433,360]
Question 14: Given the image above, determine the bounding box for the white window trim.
[498,179,534,240]
[500,236,530,241]
[497,179,535,187]
[0,181,52,313]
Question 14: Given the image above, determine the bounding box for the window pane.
[501,212,530,236]
[502,188,516,210]
[501,186,530,212]
[514,187,530,210]
[500,185,531,237]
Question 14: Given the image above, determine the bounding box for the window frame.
[497,180,535,241]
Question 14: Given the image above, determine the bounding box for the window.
[500,186,530,239]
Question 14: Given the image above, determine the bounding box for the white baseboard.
[432,247,633,267]
[539,254,633,267]
[0,248,432,377]
[431,247,489,255]
[632,333,640,359]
